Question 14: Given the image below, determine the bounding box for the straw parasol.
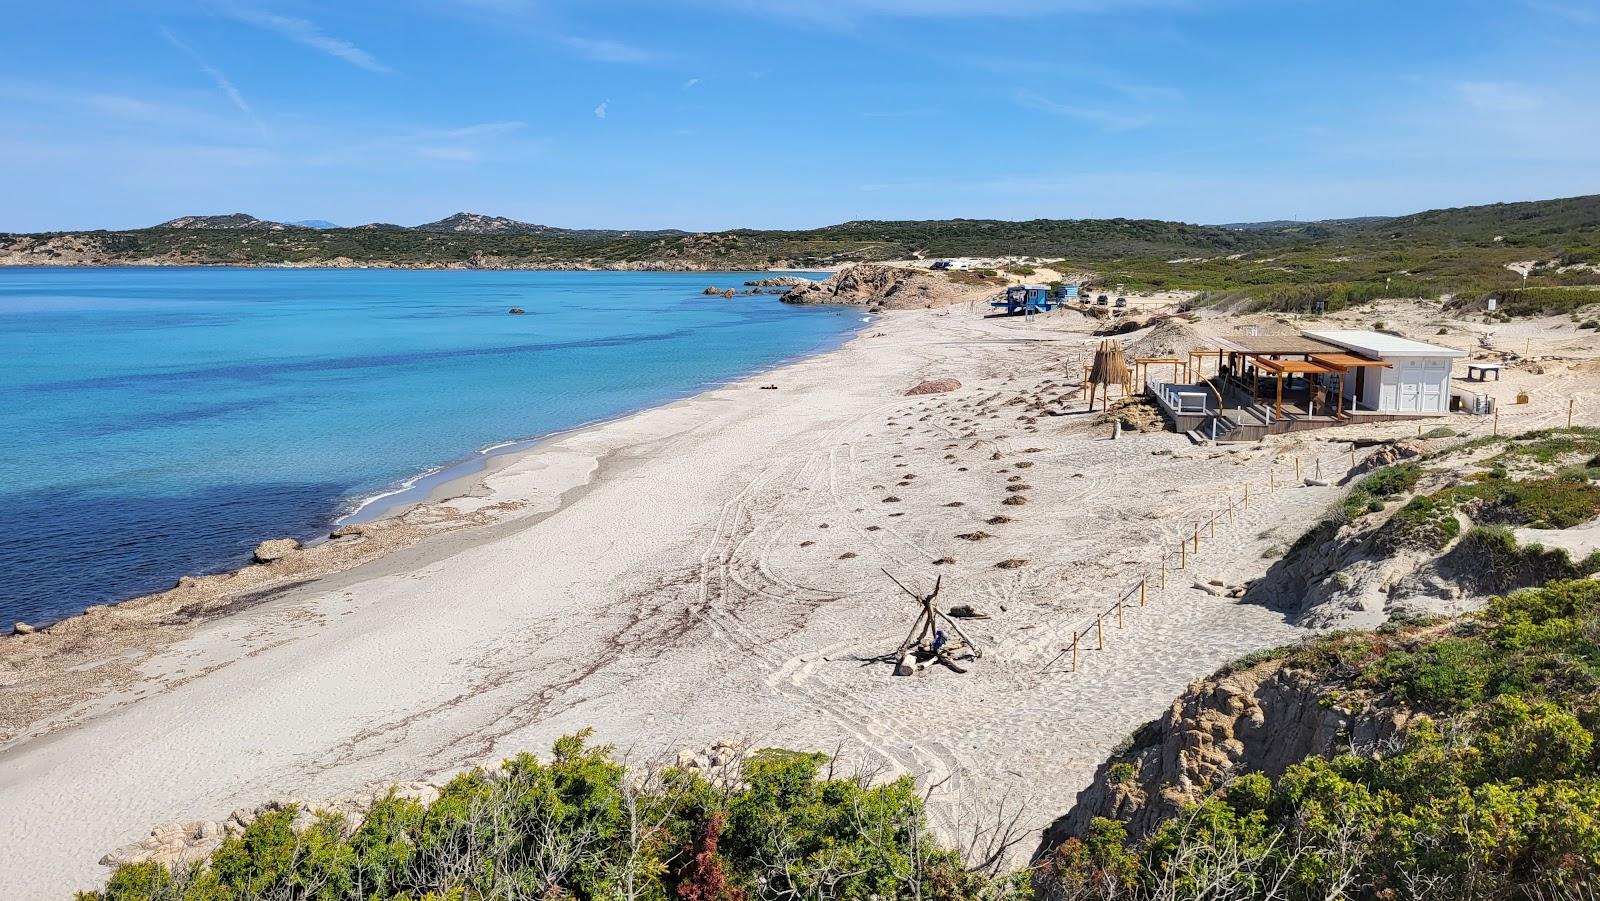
[1085,340,1133,410]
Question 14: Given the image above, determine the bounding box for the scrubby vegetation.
[81,733,1019,901]
[1037,579,1600,900]
[8,196,1600,305]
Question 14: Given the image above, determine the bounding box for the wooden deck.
[1148,379,1446,443]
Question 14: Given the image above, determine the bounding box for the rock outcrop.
[744,276,814,288]
[251,539,301,564]
[905,378,962,396]
[781,264,989,310]
[1037,658,1410,852]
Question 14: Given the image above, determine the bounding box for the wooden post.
[1244,482,1250,507]
[1493,409,1499,436]
[1270,468,1276,491]
[1192,525,1200,554]
[1140,577,1148,607]
[1295,457,1301,481]
[1350,445,1357,469]
[1179,539,1186,568]
[1071,633,1079,672]
[1209,513,1216,539]
[1161,558,1167,589]
[1227,494,1235,524]
[1096,616,1104,650]
[1569,398,1575,429]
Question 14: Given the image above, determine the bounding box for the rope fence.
[1038,397,1586,677]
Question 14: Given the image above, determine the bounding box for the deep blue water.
[0,268,856,626]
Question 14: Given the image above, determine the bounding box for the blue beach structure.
[990,284,1059,315]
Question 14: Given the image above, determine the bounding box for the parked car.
[1096,294,1109,306]
[929,260,951,271]
[1115,296,1127,308]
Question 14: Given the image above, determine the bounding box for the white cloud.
[562,36,656,63]
[594,100,609,119]
[160,28,270,142]
[231,9,393,74]
[683,77,702,89]
[1015,88,1151,131]
[1455,81,1543,113]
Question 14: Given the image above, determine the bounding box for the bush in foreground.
[80,733,1013,901]
[1036,579,1600,901]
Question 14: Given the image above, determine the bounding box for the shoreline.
[336,329,872,529]
[0,267,858,631]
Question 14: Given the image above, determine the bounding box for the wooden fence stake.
[1161,558,1167,588]
[1209,513,1216,539]
[1295,457,1301,481]
[1270,469,1276,491]
[1570,398,1575,429]
[1140,577,1148,607]
[1071,634,1079,672]
[1494,410,1499,436]
[1192,525,1200,554]
[1350,445,1357,469]
[1244,482,1250,507]
[1096,616,1105,650]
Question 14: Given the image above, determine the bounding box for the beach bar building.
[1147,329,1466,442]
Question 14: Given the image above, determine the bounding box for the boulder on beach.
[12,622,36,635]
[253,538,301,564]
[782,263,993,310]
[905,378,962,396]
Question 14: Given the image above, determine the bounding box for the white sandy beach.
[3,299,1594,898]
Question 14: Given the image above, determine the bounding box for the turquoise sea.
[0,268,856,626]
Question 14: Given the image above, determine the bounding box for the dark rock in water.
[703,286,721,295]
[721,289,736,298]
[508,307,526,315]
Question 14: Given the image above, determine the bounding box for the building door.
[1397,359,1423,411]
[1421,359,1447,412]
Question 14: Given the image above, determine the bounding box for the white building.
[1303,329,1466,414]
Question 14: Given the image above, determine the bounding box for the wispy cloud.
[303,120,530,166]
[1521,0,1600,25]
[160,28,270,142]
[231,8,393,74]
[1455,81,1543,113]
[562,36,656,63]
[593,100,609,119]
[1015,88,1151,131]
[682,77,702,89]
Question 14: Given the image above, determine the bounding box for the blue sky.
[3,0,1598,232]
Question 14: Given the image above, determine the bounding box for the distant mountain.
[413,212,557,235]
[289,219,338,229]
[353,222,408,230]
[155,213,295,231]
[410,211,687,239]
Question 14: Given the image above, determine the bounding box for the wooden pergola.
[1252,357,1341,418]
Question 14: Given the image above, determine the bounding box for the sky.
[3,0,1599,232]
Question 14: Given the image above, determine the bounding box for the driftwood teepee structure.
[884,570,983,675]
[1085,339,1133,411]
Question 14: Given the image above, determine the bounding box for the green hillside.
[7,195,1600,313]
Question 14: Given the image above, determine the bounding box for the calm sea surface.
[0,268,856,625]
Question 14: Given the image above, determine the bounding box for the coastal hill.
[3,194,1597,308]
